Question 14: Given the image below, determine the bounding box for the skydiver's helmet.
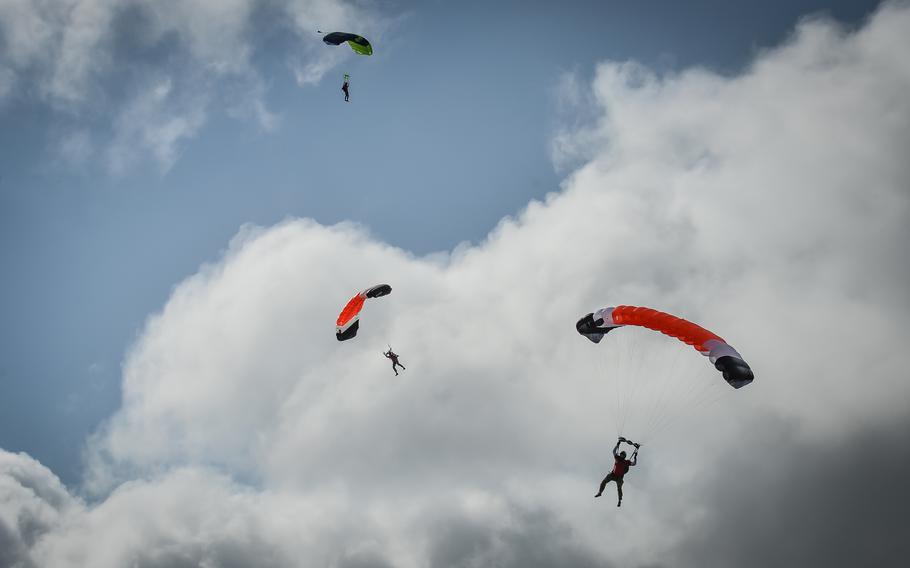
[619,451,627,459]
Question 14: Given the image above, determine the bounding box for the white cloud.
[0,451,81,567]
[106,77,208,174]
[291,48,347,87]
[2,2,910,566]
[57,129,95,166]
[224,75,282,132]
[0,0,381,171]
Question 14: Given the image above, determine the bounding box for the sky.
[1,0,909,566]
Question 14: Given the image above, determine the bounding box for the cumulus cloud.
[105,77,208,173]
[2,2,910,566]
[0,451,80,567]
[0,0,382,172]
[672,415,910,568]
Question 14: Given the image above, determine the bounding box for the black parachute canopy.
[322,32,373,56]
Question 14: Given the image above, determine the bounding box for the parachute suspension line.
[621,333,648,434]
[646,376,727,442]
[689,375,731,411]
[612,335,629,434]
[639,343,687,442]
[638,348,666,435]
[643,374,702,442]
[600,335,619,432]
[601,344,619,433]
[639,336,725,444]
[594,338,621,435]
[613,331,644,435]
[644,358,732,443]
[654,365,713,440]
[645,344,691,436]
[577,304,754,445]
[586,337,617,438]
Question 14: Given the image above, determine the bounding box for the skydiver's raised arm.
[612,440,621,458]
[630,450,638,466]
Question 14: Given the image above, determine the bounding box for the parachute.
[336,284,392,341]
[576,305,754,389]
[321,32,373,56]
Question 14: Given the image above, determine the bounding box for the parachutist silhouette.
[595,437,638,506]
[383,348,405,375]
[342,75,350,102]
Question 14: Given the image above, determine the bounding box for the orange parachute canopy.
[336,284,392,341]
[577,305,753,388]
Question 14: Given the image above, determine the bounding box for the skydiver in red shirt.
[595,436,639,506]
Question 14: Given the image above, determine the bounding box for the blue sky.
[0,0,883,487]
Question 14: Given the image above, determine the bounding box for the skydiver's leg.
[595,474,615,497]
[616,478,624,506]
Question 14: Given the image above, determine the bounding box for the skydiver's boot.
[595,477,609,498]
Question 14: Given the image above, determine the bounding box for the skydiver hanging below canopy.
[342,74,350,102]
[383,347,405,376]
[595,437,639,507]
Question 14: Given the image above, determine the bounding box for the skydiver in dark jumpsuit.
[383,349,405,375]
[342,76,350,102]
[595,437,639,506]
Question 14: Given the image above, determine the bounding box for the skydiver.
[342,75,350,102]
[383,348,405,375]
[595,436,639,507]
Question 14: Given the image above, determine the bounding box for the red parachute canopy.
[336,284,392,341]
[576,305,753,388]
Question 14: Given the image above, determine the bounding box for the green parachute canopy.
[321,32,373,56]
